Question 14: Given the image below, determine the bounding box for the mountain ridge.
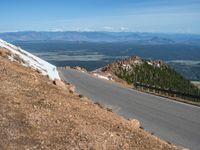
[1,31,200,44]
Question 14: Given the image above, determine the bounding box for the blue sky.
[0,0,200,33]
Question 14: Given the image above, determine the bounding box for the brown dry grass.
[0,58,181,150]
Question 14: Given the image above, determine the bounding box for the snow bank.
[0,39,60,80]
[93,73,109,80]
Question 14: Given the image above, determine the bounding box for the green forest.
[115,62,200,96]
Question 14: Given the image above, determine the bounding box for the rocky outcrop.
[102,56,165,73]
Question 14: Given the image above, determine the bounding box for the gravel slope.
[0,58,181,150]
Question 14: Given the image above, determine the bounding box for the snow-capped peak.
[0,39,60,80]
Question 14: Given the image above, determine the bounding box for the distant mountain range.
[1,31,200,44]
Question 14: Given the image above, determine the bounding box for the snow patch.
[122,64,132,70]
[0,39,60,80]
[147,61,153,66]
[93,73,109,80]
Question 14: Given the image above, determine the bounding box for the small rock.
[74,66,82,70]
[64,66,70,69]
[130,119,140,128]
[55,119,60,124]
[74,66,87,72]
[79,94,84,98]
[53,79,66,88]
[69,84,75,93]
[53,79,76,93]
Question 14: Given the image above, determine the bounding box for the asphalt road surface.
[59,68,200,150]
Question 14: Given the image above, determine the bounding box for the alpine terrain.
[0,39,182,149]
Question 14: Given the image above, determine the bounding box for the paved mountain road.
[59,68,200,150]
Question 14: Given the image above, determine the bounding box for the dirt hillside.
[0,57,181,150]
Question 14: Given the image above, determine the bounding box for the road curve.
[59,68,200,150]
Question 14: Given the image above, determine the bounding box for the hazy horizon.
[1,30,200,35]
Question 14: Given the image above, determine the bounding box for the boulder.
[129,119,140,128]
[74,66,87,72]
[74,66,82,70]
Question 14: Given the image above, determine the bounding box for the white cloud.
[75,27,94,32]
[119,27,129,31]
[103,26,115,31]
[50,28,64,32]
